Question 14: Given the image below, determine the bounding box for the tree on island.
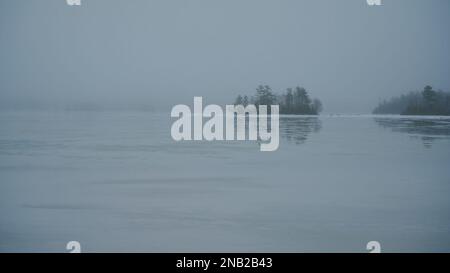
[234,95,243,106]
[255,85,277,106]
[234,85,323,115]
[242,95,249,106]
[373,85,450,115]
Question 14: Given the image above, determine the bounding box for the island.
[233,85,323,115]
[373,85,450,115]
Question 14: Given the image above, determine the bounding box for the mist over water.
[1,0,450,113]
[1,0,450,253]
[1,111,449,252]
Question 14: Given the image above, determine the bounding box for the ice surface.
[1,111,449,252]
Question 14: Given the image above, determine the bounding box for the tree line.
[234,85,323,115]
[373,86,450,115]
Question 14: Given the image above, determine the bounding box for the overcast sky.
[0,0,449,113]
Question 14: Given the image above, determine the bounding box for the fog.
[1,0,449,113]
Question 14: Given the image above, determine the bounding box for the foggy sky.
[1,0,449,113]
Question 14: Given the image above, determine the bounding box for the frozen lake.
[1,111,449,252]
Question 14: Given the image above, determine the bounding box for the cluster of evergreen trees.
[234,85,323,115]
[373,86,450,115]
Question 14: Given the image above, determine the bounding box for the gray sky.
[1,0,449,113]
